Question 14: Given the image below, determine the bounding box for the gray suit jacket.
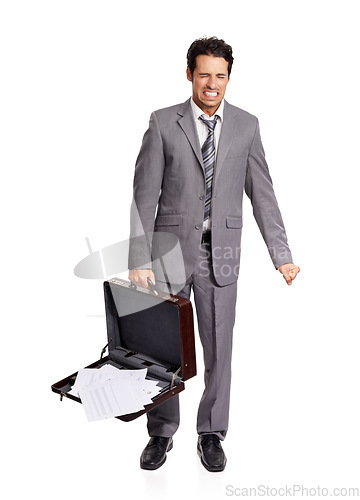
[128,97,293,286]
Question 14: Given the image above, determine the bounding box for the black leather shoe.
[140,436,173,470]
[197,434,227,472]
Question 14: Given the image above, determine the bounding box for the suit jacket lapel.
[215,99,238,182]
[177,98,204,171]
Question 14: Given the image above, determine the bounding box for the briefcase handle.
[129,277,159,296]
[146,277,159,295]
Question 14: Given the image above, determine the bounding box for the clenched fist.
[278,263,300,286]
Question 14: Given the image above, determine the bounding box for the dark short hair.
[187,36,234,77]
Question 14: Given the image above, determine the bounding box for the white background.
[1,1,359,498]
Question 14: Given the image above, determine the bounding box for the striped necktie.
[199,114,219,222]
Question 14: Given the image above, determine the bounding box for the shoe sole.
[140,440,173,470]
[197,444,226,472]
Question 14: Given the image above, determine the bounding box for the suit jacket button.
[195,225,200,230]
[199,195,204,200]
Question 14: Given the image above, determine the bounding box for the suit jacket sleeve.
[128,111,165,270]
[244,118,293,269]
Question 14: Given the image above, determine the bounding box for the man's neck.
[191,97,224,120]
[191,97,222,117]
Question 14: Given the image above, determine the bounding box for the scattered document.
[69,364,162,421]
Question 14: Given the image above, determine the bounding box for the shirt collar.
[190,97,224,122]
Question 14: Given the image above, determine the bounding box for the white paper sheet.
[69,364,162,421]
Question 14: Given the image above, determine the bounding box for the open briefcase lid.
[51,277,196,421]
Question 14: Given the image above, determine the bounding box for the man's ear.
[186,67,192,82]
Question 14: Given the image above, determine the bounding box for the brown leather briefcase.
[51,277,196,421]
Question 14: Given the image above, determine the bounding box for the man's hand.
[278,263,300,286]
[128,269,156,289]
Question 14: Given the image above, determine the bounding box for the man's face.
[186,54,229,116]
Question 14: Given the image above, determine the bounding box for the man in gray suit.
[128,37,300,472]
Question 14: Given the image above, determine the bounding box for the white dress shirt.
[190,97,224,231]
